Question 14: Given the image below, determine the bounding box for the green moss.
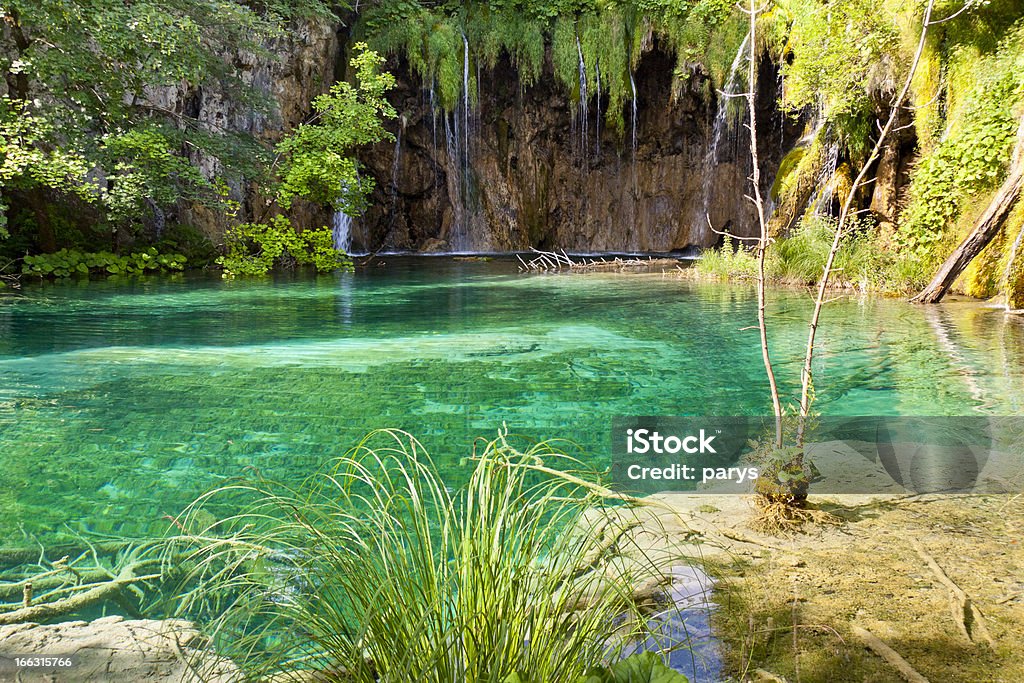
[1000,201,1024,308]
[356,0,737,136]
[770,147,807,202]
[899,20,1024,272]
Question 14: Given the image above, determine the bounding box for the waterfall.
[629,71,638,165]
[594,60,602,157]
[462,33,470,182]
[332,209,352,253]
[812,136,840,216]
[776,69,785,152]
[576,34,588,163]
[445,112,469,251]
[445,112,460,203]
[429,82,438,170]
[438,34,474,251]
[388,122,403,230]
[698,31,751,234]
[630,71,639,198]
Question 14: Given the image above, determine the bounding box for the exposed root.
[750,497,841,534]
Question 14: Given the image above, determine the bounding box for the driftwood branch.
[517,248,676,272]
[910,538,995,646]
[852,624,931,683]
[0,560,161,626]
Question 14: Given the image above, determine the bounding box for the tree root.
[910,538,995,647]
[852,624,930,683]
[750,497,841,534]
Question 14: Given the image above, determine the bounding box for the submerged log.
[912,116,1024,304]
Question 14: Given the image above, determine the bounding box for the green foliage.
[0,99,95,201]
[899,21,1024,261]
[357,0,736,135]
[696,234,761,281]
[221,45,394,276]
[778,0,902,122]
[100,126,214,222]
[698,217,928,292]
[0,0,335,249]
[168,431,681,682]
[277,45,396,212]
[580,652,690,682]
[218,216,352,277]
[22,247,186,278]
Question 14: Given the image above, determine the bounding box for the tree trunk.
[26,187,57,252]
[912,116,1024,304]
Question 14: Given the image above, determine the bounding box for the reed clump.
[166,430,690,682]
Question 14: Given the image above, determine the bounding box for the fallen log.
[912,116,1024,304]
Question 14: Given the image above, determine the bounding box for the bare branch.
[927,2,974,25]
[743,0,783,447]
[796,0,937,444]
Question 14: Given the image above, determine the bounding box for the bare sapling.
[742,0,938,522]
[742,0,785,452]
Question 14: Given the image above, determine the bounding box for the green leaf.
[580,653,689,683]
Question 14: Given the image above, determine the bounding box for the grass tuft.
[165,430,690,682]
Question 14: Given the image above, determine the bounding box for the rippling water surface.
[2,257,1023,544]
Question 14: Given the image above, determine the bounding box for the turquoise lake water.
[2,257,1024,547]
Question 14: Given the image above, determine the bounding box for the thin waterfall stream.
[698,31,751,237]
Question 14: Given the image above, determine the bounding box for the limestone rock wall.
[147,18,341,242]
[351,44,803,253]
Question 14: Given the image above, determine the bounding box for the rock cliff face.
[351,42,803,253]
[152,19,340,240]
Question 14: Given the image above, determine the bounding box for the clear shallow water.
[2,257,1024,546]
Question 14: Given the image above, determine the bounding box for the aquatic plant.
[22,247,186,278]
[166,430,690,682]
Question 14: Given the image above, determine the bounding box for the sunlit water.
[2,257,1023,547]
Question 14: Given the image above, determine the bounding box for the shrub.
[218,216,352,277]
[696,234,762,280]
